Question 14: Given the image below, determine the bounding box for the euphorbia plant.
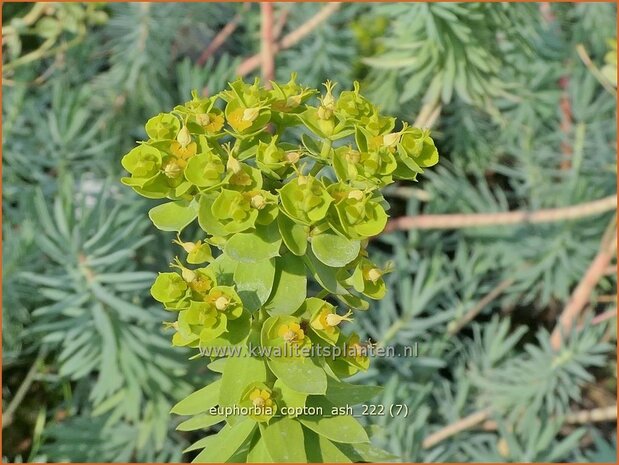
[120,75,438,463]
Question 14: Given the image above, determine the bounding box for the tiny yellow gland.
[163,160,183,178]
[195,113,210,126]
[325,309,353,327]
[176,125,192,147]
[383,132,401,147]
[346,150,361,164]
[365,267,382,284]
[286,95,302,108]
[242,107,260,122]
[286,151,301,164]
[278,323,304,344]
[214,296,230,311]
[250,194,266,210]
[227,155,242,174]
[249,389,273,408]
[174,237,198,254]
[181,268,196,283]
[347,189,365,201]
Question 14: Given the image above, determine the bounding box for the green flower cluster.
[121,76,437,460]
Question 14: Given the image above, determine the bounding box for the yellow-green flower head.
[145,113,180,140]
[240,382,277,422]
[170,259,216,297]
[211,189,259,234]
[317,80,337,120]
[393,127,439,180]
[225,157,263,192]
[308,298,353,345]
[244,189,279,225]
[270,73,317,113]
[184,151,226,189]
[335,81,375,123]
[204,286,243,320]
[278,321,306,345]
[121,145,163,182]
[255,138,297,180]
[343,333,370,371]
[279,175,333,226]
[327,183,388,239]
[172,300,228,347]
[173,235,213,265]
[333,146,397,186]
[151,272,188,304]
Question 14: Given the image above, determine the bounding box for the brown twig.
[236,2,341,77]
[273,8,290,40]
[197,5,248,66]
[592,307,617,325]
[559,76,573,170]
[550,217,617,350]
[260,3,275,86]
[384,195,617,232]
[481,405,617,431]
[424,403,617,449]
[422,408,492,449]
[447,277,516,335]
[414,101,442,129]
[576,43,617,96]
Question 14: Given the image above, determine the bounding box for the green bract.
[121,76,438,463]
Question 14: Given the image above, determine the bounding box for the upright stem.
[260,3,275,87]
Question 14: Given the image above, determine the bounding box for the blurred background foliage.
[2,2,617,462]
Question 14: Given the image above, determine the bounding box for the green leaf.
[208,253,237,286]
[207,358,227,373]
[311,233,360,267]
[220,353,268,425]
[304,249,349,295]
[274,378,307,416]
[191,420,256,463]
[304,428,352,463]
[298,398,369,444]
[225,223,282,263]
[278,209,309,256]
[264,253,307,316]
[247,434,273,462]
[233,258,276,312]
[335,442,400,462]
[171,379,221,416]
[259,417,307,462]
[148,200,198,232]
[267,357,327,395]
[325,379,382,406]
[176,413,225,431]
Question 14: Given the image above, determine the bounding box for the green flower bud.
[176,125,192,147]
[173,235,213,264]
[145,113,180,140]
[211,189,259,233]
[304,298,352,345]
[121,145,162,180]
[270,73,317,113]
[279,176,333,226]
[348,258,387,300]
[151,272,188,304]
[327,183,388,239]
[396,127,439,177]
[184,152,225,189]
